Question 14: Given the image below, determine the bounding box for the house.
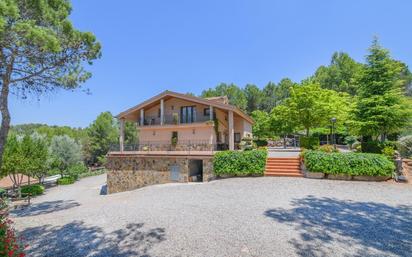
[106,90,254,193]
[115,90,254,152]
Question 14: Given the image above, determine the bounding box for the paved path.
[12,175,412,257]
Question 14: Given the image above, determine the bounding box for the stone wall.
[106,155,214,194]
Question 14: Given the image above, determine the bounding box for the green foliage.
[361,141,384,153]
[352,38,412,137]
[382,146,395,159]
[318,144,339,153]
[50,135,82,173]
[86,112,118,165]
[286,83,351,136]
[261,79,296,112]
[67,163,88,180]
[311,52,362,95]
[78,168,106,179]
[300,136,320,149]
[344,135,358,149]
[239,137,254,151]
[303,150,395,176]
[244,84,264,114]
[57,176,75,185]
[21,184,44,197]
[213,150,267,176]
[1,133,49,184]
[270,105,297,139]
[11,124,86,142]
[201,83,247,111]
[254,139,268,147]
[251,110,271,138]
[398,135,412,158]
[0,0,101,95]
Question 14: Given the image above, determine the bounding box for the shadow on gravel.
[265,196,412,257]
[100,184,107,195]
[21,221,166,257]
[11,200,80,217]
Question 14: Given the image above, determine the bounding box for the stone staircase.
[264,157,303,177]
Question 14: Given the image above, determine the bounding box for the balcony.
[110,140,229,154]
[138,114,212,127]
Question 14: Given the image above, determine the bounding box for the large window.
[181,106,196,123]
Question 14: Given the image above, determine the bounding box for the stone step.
[265,172,303,177]
[265,168,301,173]
[265,165,301,169]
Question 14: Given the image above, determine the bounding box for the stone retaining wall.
[106,155,214,194]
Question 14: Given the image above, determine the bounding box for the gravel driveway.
[12,174,412,257]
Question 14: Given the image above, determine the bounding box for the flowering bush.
[0,199,26,257]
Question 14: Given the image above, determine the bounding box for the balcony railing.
[138,114,212,126]
[110,140,229,152]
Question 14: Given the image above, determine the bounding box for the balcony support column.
[228,110,234,150]
[160,99,164,125]
[209,105,213,120]
[140,109,144,126]
[119,119,125,152]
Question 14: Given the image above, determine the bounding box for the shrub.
[57,177,75,185]
[67,163,88,180]
[300,136,320,149]
[382,146,395,159]
[318,144,339,153]
[213,150,267,176]
[0,199,26,257]
[344,136,358,149]
[78,168,106,179]
[253,139,268,147]
[302,150,395,176]
[21,184,44,197]
[398,135,412,158]
[361,140,398,153]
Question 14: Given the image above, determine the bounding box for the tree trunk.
[0,80,10,168]
[306,128,310,137]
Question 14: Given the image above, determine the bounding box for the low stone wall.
[106,154,214,194]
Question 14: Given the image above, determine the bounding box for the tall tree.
[352,38,412,140]
[243,84,264,114]
[0,0,101,167]
[261,81,277,112]
[270,105,298,147]
[49,135,82,175]
[86,112,118,165]
[251,110,271,139]
[312,52,362,95]
[275,78,295,104]
[287,83,350,136]
[201,83,247,110]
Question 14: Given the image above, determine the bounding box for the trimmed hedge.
[213,150,267,176]
[300,136,320,149]
[57,176,75,185]
[21,184,44,196]
[302,150,395,176]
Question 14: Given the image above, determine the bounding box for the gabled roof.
[116,90,254,124]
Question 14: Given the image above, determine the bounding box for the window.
[158,108,161,118]
[234,133,241,143]
[180,106,196,123]
[203,108,210,116]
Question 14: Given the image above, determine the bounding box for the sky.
[10,0,412,128]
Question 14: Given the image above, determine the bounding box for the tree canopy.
[0,0,101,167]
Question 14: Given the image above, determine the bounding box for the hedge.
[300,136,320,149]
[57,176,76,185]
[213,150,267,176]
[21,184,44,196]
[302,150,395,176]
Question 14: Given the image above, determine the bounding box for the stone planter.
[352,175,391,182]
[305,172,324,179]
[327,174,352,180]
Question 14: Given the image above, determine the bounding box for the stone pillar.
[119,119,125,152]
[140,109,144,126]
[209,105,214,120]
[160,99,164,125]
[228,110,234,150]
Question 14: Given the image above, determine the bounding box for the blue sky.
[10,0,412,127]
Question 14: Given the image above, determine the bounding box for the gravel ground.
[11,174,412,257]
